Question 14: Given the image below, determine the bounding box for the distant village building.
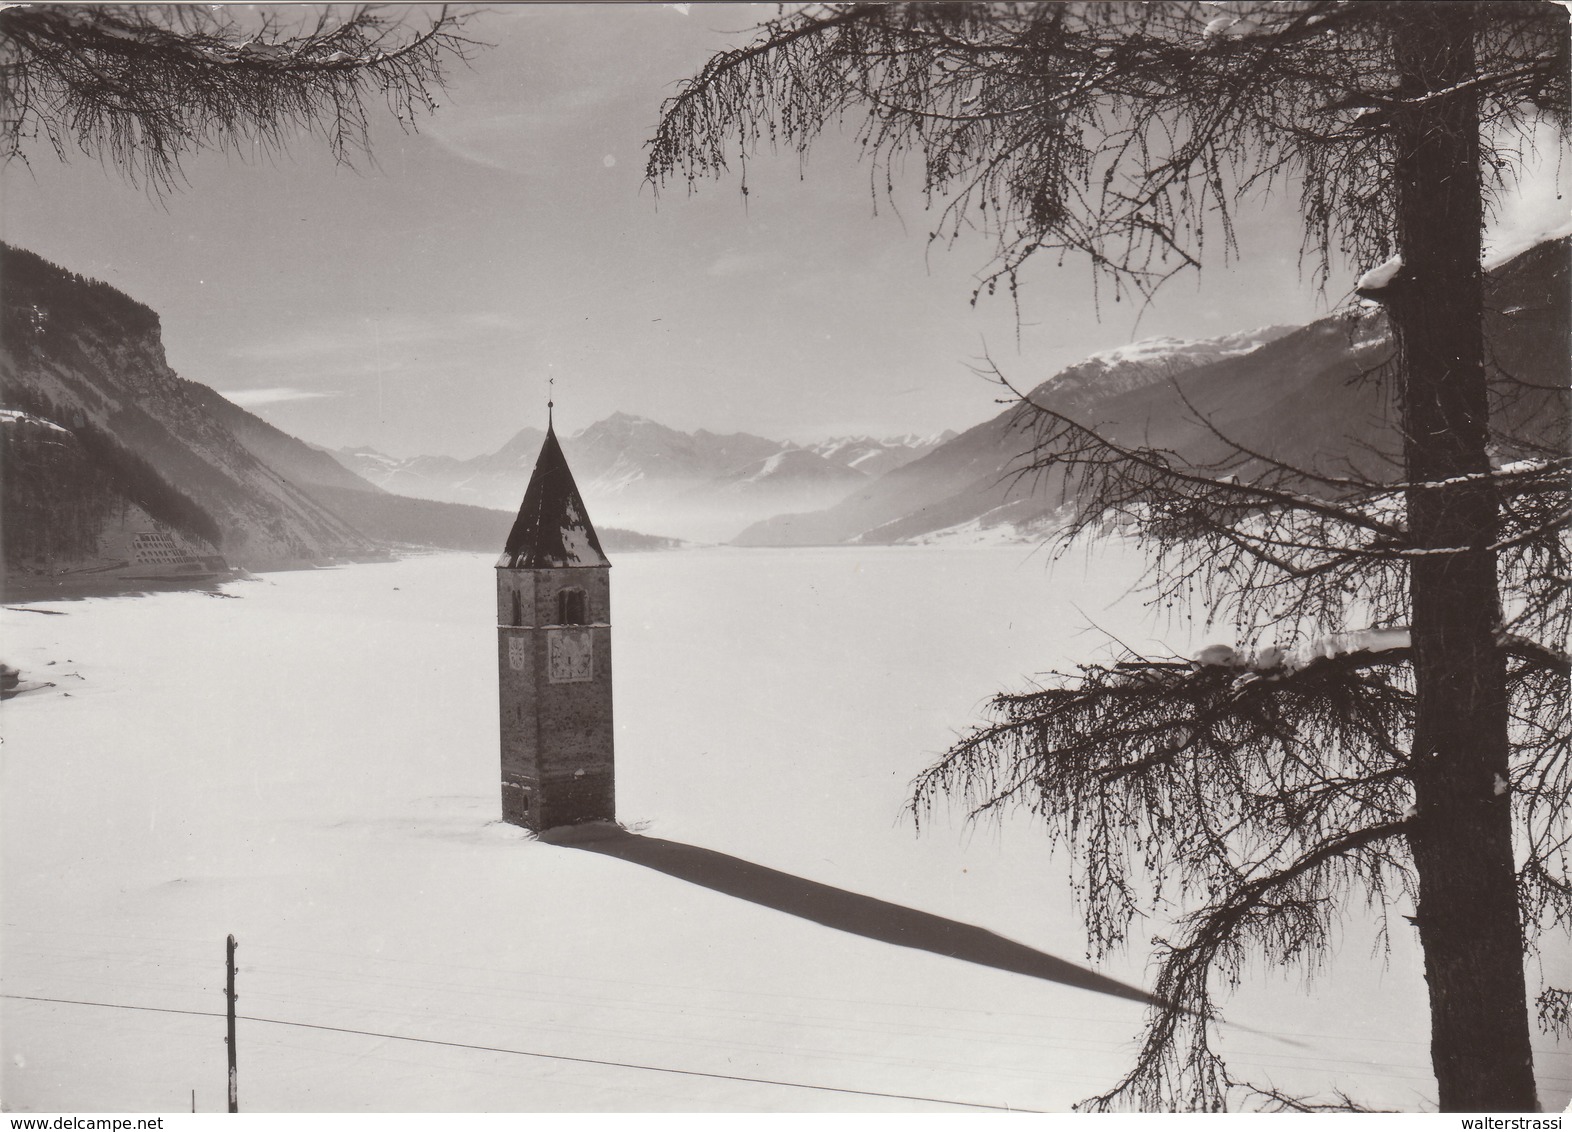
[495,423,614,831]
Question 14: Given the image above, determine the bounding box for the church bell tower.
[496,422,613,831]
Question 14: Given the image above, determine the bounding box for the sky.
[3,3,1567,459]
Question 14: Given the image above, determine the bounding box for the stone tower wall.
[496,565,614,830]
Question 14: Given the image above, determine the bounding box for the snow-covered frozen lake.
[3,547,1566,1111]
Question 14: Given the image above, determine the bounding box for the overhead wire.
[1,993,1039,1112]
[236,959,1136,1064]
[11,928,1565,1090]
[11,922,1461,1057]
[11,932,1518,1092]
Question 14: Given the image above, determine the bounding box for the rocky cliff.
[0,245,380,572]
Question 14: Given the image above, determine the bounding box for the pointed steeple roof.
[498,425,609,569]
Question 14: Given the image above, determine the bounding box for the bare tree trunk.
[1389,3,1538,1112]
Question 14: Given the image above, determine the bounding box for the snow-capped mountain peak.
[802,430,957,476]
[1082,325,1296,370]
[327,412,960,543]
[1033,325,1299,409]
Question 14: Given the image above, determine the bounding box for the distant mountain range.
[3,234,1562,592]
[332,415,956,543]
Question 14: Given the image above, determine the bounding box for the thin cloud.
[223,387,342,407]
[229,310,523,365]
[1482,120,1570,258]
[228,319,440,363]
[706,250,772,278]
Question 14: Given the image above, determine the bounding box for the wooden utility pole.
[226,934,238,1113]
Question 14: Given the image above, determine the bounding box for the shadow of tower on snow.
[539,824,1157,1008]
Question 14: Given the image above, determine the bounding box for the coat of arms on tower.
[547,628,593,683]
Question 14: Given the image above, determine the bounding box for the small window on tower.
[557,587,587,625]
[511,589,523,627]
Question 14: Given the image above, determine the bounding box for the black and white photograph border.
[1,1,1568,1120]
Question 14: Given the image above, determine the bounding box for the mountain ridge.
[0,244,382,573]
[9,234,1558,575]
[735,238,1568,547]
[0,245,678,587]
[330,413,955,542]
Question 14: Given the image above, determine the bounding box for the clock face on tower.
[547,627,594,683]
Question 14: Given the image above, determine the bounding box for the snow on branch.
[1354,253,1403,296]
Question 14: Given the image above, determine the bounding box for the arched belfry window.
[511,589,523,627]
[557,587,587,626]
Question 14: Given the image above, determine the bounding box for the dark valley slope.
[737,237,1568,546]
[0,245,379,570]
[2,407,226,583]
[0,246,678,579]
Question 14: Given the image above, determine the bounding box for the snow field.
[2,548,1566,1111]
